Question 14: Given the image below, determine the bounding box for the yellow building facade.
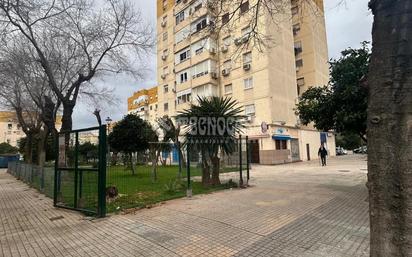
[0,111,62,148]
[147,0,335,164]
[127,86,159,123]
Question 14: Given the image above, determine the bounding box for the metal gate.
[54,126,107,217]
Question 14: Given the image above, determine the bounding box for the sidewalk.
[0,155,369,257]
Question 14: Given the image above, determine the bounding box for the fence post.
[41,167,45,192]
[74,132,79,209]
[239,135,243,187]
[98,125,107,218]
[246,136,250,186]
[177,141,182,179]
[186,144,192,198]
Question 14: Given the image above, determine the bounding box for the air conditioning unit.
[172,88,176,93]
[234,38,242,46]
[222,69,230,76]
[161,74,166,79]
[221,45,228,53]
[209,48,216,54]
[210,72,218,79]
[244,116,253,123]
[243,63,251,71]
[161,21,167,27]
[161,55,167,61]
[241,36,249,43]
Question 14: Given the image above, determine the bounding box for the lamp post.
[105,117,112,166]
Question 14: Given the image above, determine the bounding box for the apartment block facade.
[0,111,63,148]
[127,86,159,123]
[143,0,335,164]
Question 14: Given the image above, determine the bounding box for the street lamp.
[105,117,112,166]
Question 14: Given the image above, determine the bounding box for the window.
[163,66,169,75]
[179,48,191,62]
[164,84,169,93]
[195,47,203,55]
[17,124,20,130]
[150,105,153,110]
[291,6,299,15]
[291,0,298,7]
[244,77,253,89]
[176,0,182,4]
[223,60,232,70]
[297,77,305,86]
[276,140,288,150]
[194,3,202,12]
[294,41,302,55]
[163,0,167,9]
[240,1,249,14]
[176,11,185,25]
[6,139,10,144]
[193,17,207,33]
[163,32,168,41]
[175,26,190,43]
[162,49,168,59]
[244,104,255,116]
[293,24,300,35]
[177,90,192,104]
[241,26,251,37]
[180,72,189,83]
[223,36,231,46]
[296,59,303,67]
[192,60,209,78]
[224,84,232,94]
[243,52,252,64]
[162,15,167,25]
[7,124,12,130]
[164,103,169,111]
[222,13,229,25]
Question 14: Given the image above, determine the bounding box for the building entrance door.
[249,140,260,163]
[291,139,300,162]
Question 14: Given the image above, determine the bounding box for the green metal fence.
[54,126,106,217]
[7,161,55,198]
[105,136,251,212]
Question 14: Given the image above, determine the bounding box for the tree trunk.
[201,155,211,186]
[210,156,221,186]
[130,153,135,175]
[25,133,33,164]
[37,128,49,167]
[61,102,74,132]
[367,1,412,256]
[151,150,160,183]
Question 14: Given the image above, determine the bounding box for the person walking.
[318,143,328,166]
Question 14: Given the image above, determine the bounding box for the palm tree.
[177,97,244,186]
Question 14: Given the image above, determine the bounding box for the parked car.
[336,147,348,155]
[354,146,367,154]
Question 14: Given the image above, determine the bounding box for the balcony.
[174,49,217,73]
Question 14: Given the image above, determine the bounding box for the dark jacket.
[318,147,328,157]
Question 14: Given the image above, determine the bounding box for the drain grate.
[49,216,64,221]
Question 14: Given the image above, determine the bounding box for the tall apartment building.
[127,86,159,123]
[149,0,335,164]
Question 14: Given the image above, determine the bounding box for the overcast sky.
[72,0,373,129]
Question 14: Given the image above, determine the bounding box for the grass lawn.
[105,164,239,212]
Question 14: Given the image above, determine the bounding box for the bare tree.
[0,0,154,131]
[0,43,45,163]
